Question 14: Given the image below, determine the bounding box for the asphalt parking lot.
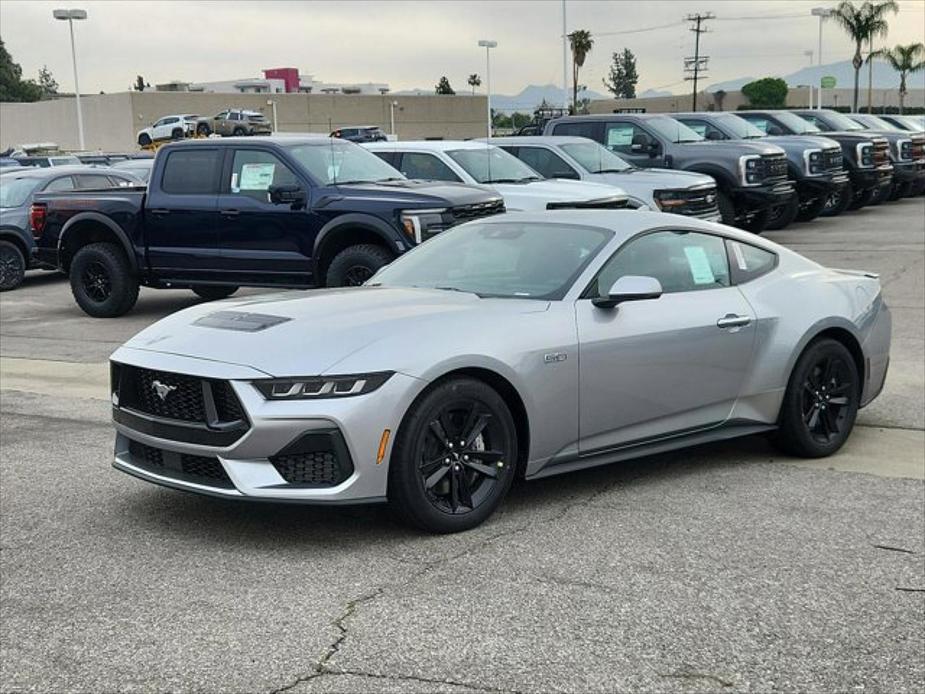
[1,200,923,693]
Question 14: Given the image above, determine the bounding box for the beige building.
[0,91,488,152]
[589,87,925,114]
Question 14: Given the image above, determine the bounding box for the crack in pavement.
[659,667,737,688]
[325,669,525,693]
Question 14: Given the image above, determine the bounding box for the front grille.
[269,430,354,487]
[546,197,628,210]
[761,153,788,181]
[450,199,505,221]
[910,136,924,161]
[873,139,890,166]
[659,186,719,217]
[823,148,843,171]
[127,439,235,489]
[132,368,206,422]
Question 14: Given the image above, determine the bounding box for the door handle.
[150,208,170,216]
[716,314,752,329]
[220,209,240,217]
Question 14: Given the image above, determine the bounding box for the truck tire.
[69,242,139,318]
[848,187,874,210]
[232,127,246,136]
[764,196,800,231]
[192,285,238,301]
[325,244,393,287]
[795,195,827,223]
[717,190,768,233]
[0,240,26,291]
[196,123,211,137]
[820,181,853,217]
[138,133,152,147]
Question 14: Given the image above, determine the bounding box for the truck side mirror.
[630,134,649,152]
[269,184,306,208]
[705,130,724,141]
[551,170,580,180]
[766,124,784,136]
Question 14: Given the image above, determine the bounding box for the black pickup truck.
[31,137,504,317]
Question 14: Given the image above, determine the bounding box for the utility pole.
[561,0,569,113]
[684,12,714,112]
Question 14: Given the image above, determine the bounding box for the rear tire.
[388,377,518,533]
[170,128,183,141]
[137,133,152,147]
[69,242,139,318]
[325,244,393,287]
[0,240,26,291]
[192,285,238,301]
[764,196,799,231]
[196,123,211,137]
[772,338,860,458]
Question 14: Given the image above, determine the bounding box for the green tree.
[435,76,456,95]
[829,1,898,112]
[0,38,42,102]
[38,65,57,98]
[568,29,594,113]
[873,42,925,113]
[467,73,481,95]
[741,77,789,108]
[602,48,639,99]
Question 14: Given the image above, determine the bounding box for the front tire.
[795,194,827,223]
[137,133,152,147]
[772,338,860,458]
[325,244,392,287]
[764,196,799,231]
[69,242,139,318]
[820,181,853,217]
[196,123,211,137]
[388,378,518,533]
[232,127,246,136]
[192,285,238,301]
[848,187,874,210]
[0,240,26,291]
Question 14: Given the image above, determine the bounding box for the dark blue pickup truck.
[31,137,504,317]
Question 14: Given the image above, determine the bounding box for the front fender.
[313,213,405,269]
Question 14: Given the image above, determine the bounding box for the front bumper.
[731,179,796,210]
[851,164,893,191]
[891,160,925,184]
[796,171,850,200]
[110,347,426,504]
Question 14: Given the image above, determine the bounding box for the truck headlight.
[399,209,448,244]
[253,372,394,400]
[653,190,688,210]
[739,155,762,186]
[804,149,824,176]
[896,139,912,161]
[856,142,875,168]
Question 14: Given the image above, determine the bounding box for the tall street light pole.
[53,8,87,151]
[805,50,815,108]
[811,7,833,110]
[561,0,569,113]
[478,40,497,139]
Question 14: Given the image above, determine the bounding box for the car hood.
[761,135,842,151]
[333,179,502,208]
[119,287,550,378]
[587,168,714,197]
[492,178,626,211]
[679,140,785,156]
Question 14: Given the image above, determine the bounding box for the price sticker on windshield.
[239,163,275,190]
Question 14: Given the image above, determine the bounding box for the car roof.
[0,165,135,179]
[485,135,591,146]
[161,136,340,148]
[363,140,496,151]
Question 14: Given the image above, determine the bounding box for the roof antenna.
[330,131,337,185]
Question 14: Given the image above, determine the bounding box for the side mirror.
[592,275,663,309]
[551,170,580,180]
[766,125,783,136]
[705,130,724,141]
[269,184,307,208]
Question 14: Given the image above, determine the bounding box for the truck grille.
[910,135,924,161]
[450,199,505,221]
[822,147,843,171]
[872,138,890,166]
[659,185,719,217]
[127,439,234,489]
[761,153,788,182]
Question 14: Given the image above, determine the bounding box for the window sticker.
[731,241,748,270]
[239,163,275,190]
[683,245,716,285]
[230,172,239,193]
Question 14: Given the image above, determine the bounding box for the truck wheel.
[795,195,827,223]
[192,285,238,301]
[0,240,26,291]
[232,127,246,136]
[138,133,152,147]
[69,243,139,318]
[848,187,874,210]
[325,244,393,287]
[196,123,211,137]
[820,181,853,217]
[716,190,737,226]
[889,182,909,201]
[764,196,800,231]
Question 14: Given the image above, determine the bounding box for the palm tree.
[830,1,898,112]
[467,73,481,96]
[568,29,594,113]
[874,43,925,112]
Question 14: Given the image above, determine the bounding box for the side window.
[725,239,777,284]
[164,117,178,125]
[76,174,116,189]
[680,119,724,140]
[42,176,76,192]
[215,111,229,120]
[108,176,136,187]
[591,231,731,297]
[230,112,242,121]
[371,151,397,167]
[516,147,578,179]
[398,152,461,182]
[161,149,222,194]
[153,118,166,128]
[604,123,652,154]
[800,114,824,129]
[551,121,599,140]
[229,149,299,201]
[740,115,768,134]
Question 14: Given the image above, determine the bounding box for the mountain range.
[705,59,922,93]
[395,83,605,112]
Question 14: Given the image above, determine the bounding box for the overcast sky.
[2,0,924,99]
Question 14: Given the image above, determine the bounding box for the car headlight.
[653,190,688,210]
[856,142,875,168]
[399,209,448,244]
[253,372,394,400]
[896,139,912,161]
[739,155,762,186]
[804,149,824,175]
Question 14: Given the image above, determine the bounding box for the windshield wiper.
[435,286,484,297]
[597,168,628,173]
[376,177,406,182]
[485,178,527,184]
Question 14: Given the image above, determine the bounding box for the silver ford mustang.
[110,211,891,533]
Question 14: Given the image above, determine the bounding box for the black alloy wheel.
[795,195,828,223]
[82,260,111,302]
[0,240,26,291]
[821,181,853,217]
[343,265,374,286]
[800,355,854,445]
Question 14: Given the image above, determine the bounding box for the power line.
[595,21,683,37]
[684,12,714,111]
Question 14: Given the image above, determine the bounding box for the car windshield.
[446,146,541,183]
[560,142,632,172]
[371,221,612,300]
[819,111,864,131]
[285,141,404,185]
[0,177,41,208]
[645,116,704,143]
[856,115,898,130]
[715,114,766,139]
[774,112,821,133]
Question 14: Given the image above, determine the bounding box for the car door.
[604,121,660,168]
[575,229,756,453]
[144,147,223,277]
[214,147,316,283]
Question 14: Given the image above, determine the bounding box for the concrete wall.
[589,87,925,114]
[1,92,488,152]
